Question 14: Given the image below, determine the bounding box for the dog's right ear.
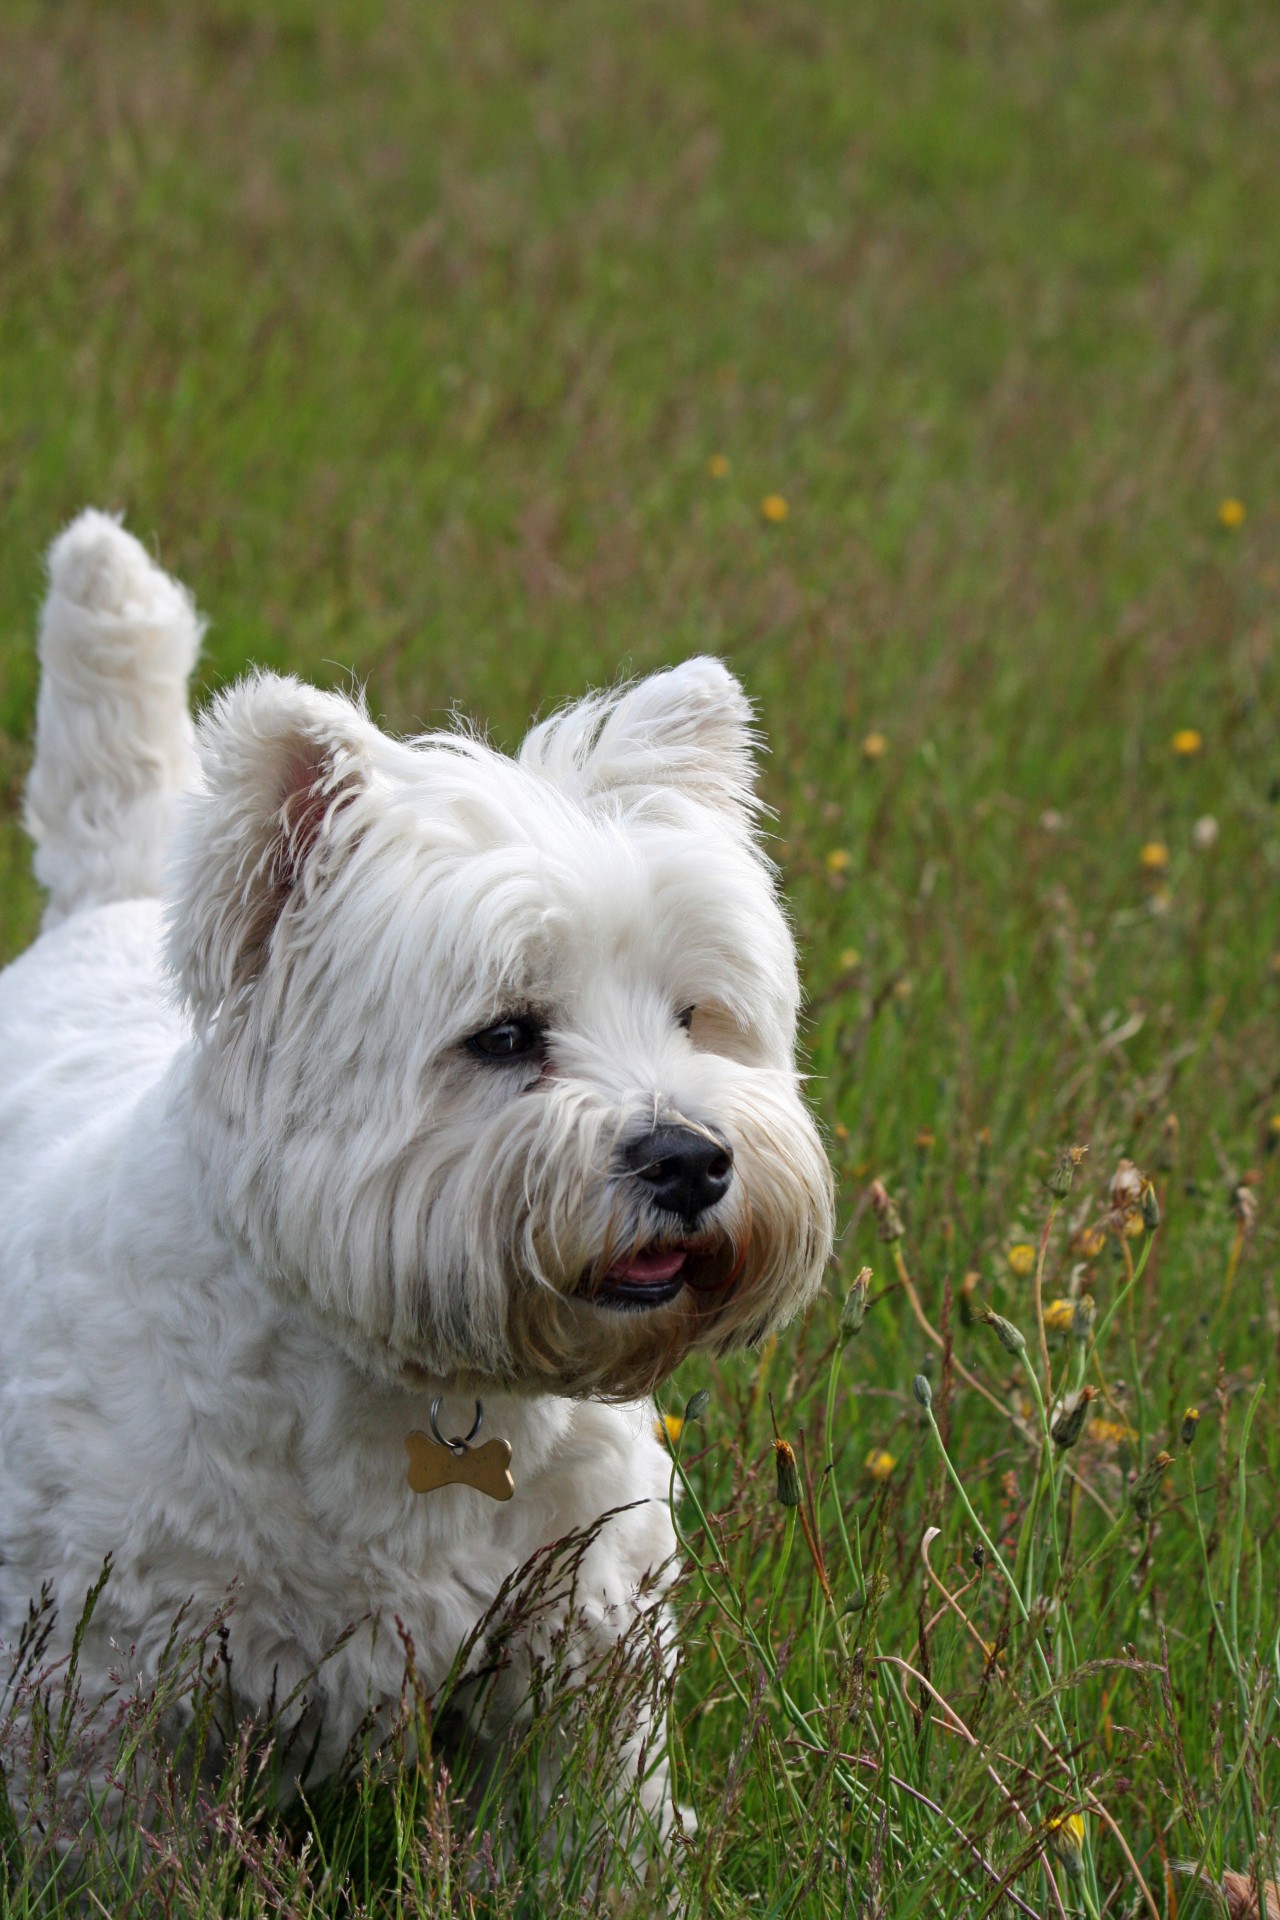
[166,673,376,1027]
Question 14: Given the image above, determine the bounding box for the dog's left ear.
[518,657,762,821]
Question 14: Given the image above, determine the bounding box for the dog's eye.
[467,1018,545,1063]
[677,1005,695,1032]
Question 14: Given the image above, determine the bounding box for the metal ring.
[428,1397,484,1454]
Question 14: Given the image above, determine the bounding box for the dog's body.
[0,513,832,1815]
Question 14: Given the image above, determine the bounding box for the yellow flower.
[1171,728,1202,756]
[838,947,860,971]
[761,493,789,523]
[825,848,851,874]
[1089,1418,1135,1447]
[1007,1243,1037,1278]
[1075,1225,1107,1260]
[1047,1812,1086,1877]
[1044,1297,1075,1336]
[1218,497,1246,529]
[1139,841,1170,873]
[892,977,912,1001]
[706,453,730,479]
[861,731,888,761]
[655,1414,684,1445]
[864,1448,896,1481]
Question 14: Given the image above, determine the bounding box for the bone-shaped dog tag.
[405,1431,515,1501]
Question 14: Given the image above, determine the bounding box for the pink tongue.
[611,1249,688,1285]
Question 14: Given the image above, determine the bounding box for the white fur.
[0,512,833,1820]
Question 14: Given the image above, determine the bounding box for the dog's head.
[166,659,834,1398]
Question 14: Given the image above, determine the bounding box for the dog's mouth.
[580,1242,737,1313]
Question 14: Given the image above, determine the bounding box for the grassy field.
[2,0,1279,1912]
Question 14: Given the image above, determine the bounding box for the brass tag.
[405,1431,515,1502]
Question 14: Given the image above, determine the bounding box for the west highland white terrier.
[0,511,833,1831]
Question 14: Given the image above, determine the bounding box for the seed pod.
[971,1541,986,1571]
[1051,1388,1095,1450]
[1130,1450,1174,1522]
[1048,1145,1088,1199]
[912,1373,933,1410]
[1110,1159,1144,1218]
[774,1438,802,1508]
[1141,1179,1161,1231]
[840,1267,872,1340]
[983,1310,1027,1357]
[684,1388,711,1424]
[1180,1406,1200,1448]
[869,1180,905,1243]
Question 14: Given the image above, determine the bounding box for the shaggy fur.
[0,511,833,1819]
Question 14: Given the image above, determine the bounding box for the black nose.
[624,1125,734,1223]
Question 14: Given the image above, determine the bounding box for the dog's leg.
[24,510,203,928]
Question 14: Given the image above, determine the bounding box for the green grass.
[2,0,1279,1912]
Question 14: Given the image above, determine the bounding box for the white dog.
[0,512,833,1828]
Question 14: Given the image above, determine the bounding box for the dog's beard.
[196,1053,833,1401]
[395,1072,833,1401]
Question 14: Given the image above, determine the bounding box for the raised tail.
[24,510,203,928]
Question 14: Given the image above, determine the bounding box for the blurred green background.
[3,4,1279,1907]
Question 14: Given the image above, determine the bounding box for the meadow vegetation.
[1,0,1278,1912]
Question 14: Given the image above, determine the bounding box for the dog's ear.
[166,673,376,1025]
[518,656,762,821]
